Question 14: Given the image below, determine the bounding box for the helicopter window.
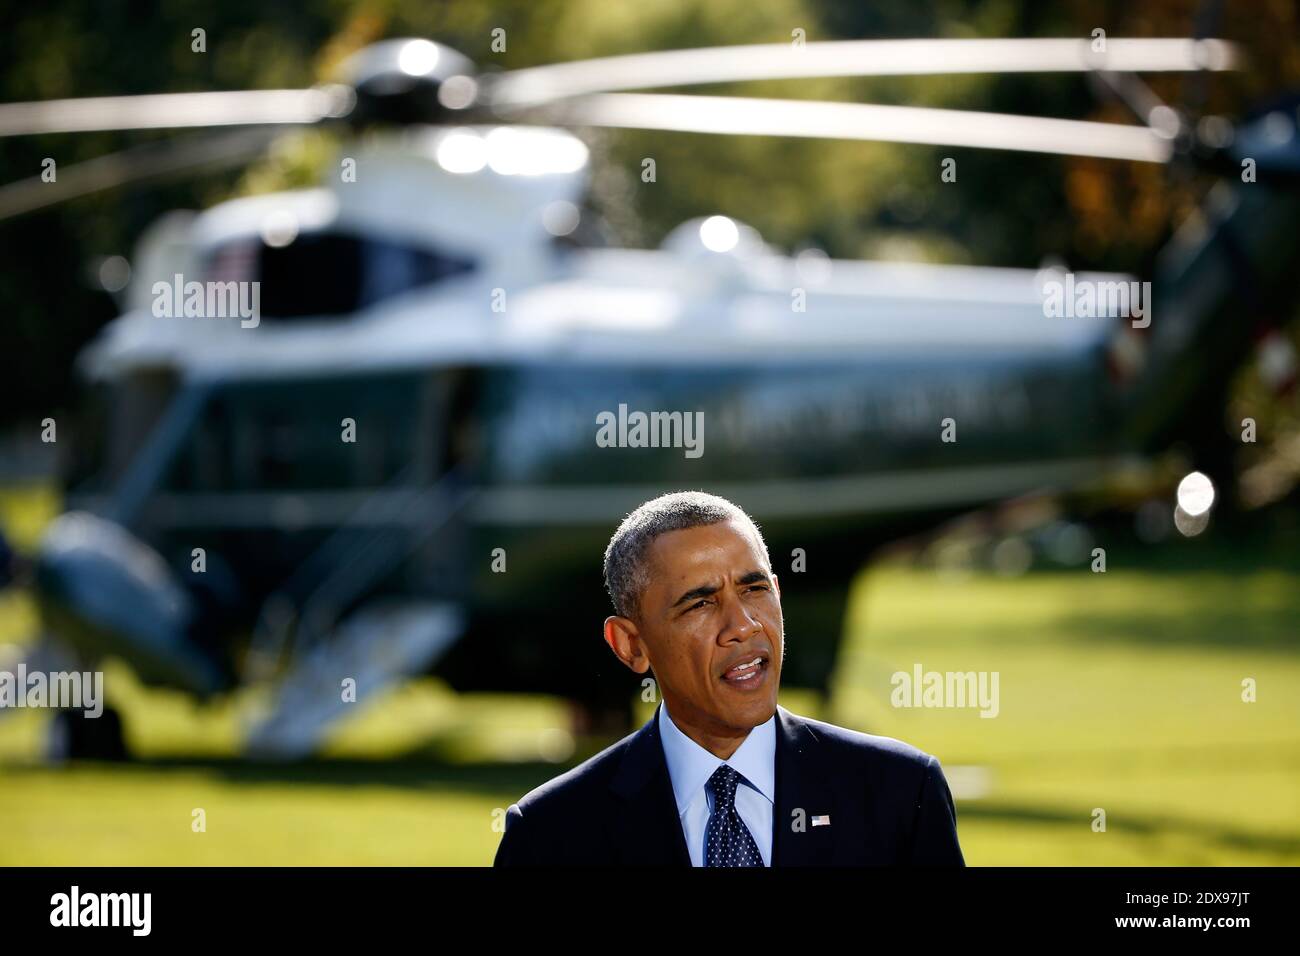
[165,375,425,493]
[206,231,475,320]
[65,373,179,494]
[166,396,233,492]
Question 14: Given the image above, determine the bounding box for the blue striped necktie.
[704,764,763,866]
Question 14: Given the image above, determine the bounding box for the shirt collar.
[658,700,776,815]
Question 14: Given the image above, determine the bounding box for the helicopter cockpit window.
[164,375,424,494]
[205,231,475,320]
[65,372,179,495]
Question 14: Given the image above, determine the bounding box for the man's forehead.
[645,519,767,579]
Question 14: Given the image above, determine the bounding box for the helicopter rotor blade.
[0,86,352,137]
[489,37,1239,108]
[0,128,281,222]
[542,93,1176,163]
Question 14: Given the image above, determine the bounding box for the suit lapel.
[771,705,838,866]
[607,702,692,865]
[608,703,837,866]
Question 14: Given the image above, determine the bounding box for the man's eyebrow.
[670,582,720,609]
[670,570,771,609]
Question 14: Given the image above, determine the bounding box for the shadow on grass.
[0,741,622,799]
[1040,585,1300,650]
[959,800,1300,857]
[890,534,1300,652]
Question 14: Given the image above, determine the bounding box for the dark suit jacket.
[494,703,964,865]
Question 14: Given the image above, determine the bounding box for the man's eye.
[688,600,708,611]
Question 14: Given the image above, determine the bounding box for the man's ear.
[771,572,780,600]
[604,615,651,674]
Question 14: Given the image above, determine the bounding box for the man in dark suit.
[494,490,964,866]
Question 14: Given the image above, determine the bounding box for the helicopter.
[1,35,1297,759]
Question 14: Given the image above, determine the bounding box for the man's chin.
[713,695,778,730]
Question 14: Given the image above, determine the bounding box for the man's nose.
[721,591,762,639]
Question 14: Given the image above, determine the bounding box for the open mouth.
[720,655,769,688]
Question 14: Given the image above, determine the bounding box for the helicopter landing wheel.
[47,706,129,762]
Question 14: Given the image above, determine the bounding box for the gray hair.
[603,490,769,621]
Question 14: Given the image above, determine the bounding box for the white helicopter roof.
[85,124,1133,383]
[190,125,589,261]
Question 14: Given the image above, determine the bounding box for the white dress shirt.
[658,700,776,866]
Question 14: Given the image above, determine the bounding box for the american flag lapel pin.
[812,814,831,827]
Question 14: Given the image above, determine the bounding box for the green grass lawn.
[1,485,1297,865]
[827,544,1300,866]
